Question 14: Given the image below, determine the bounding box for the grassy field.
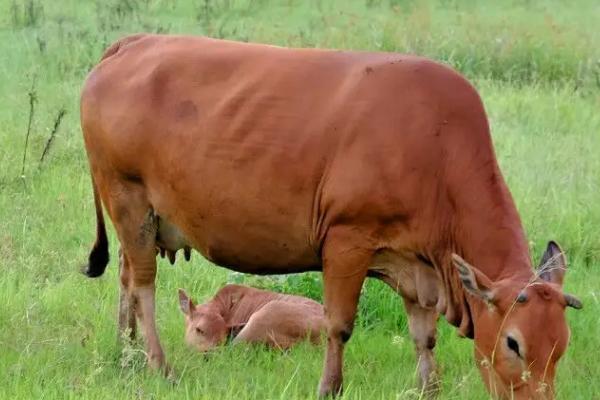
[1,0,599,399]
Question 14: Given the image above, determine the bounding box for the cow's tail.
[82,174,109,278]
[80,34,149,278]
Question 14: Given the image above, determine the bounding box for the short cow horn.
[564,293,583,309]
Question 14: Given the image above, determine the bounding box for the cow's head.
[452,241,581,399]
[178,289,228,352]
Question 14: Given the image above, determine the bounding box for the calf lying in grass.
[178,284,325,352]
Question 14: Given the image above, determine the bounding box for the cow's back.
[81,34,489,274]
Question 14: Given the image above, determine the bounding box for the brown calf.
[178,284,324,351]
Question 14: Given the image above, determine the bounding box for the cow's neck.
[452,217,532,284]
[450,169,533,282]
[456,204,533,331]
[433,162,534,336]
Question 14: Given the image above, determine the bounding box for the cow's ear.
[538,241,567,286]
[452,254,495,305]
[178,289,194,315]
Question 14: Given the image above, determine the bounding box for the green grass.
[1,0,599,399]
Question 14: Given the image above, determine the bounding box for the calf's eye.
[506,335,522,358]
[195,327,204,335]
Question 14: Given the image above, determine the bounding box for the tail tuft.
[82,173,110,278]
[81,239,109,278]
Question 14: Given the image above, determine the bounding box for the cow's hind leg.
[107,183,167,373]
[117,247,136,342]
[403,299,440,397]
[318,227,370,398]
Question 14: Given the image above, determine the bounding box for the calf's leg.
[318,228,371,398]
[403,298,440,397]
[234,315,295,350]
[233,301,323,349]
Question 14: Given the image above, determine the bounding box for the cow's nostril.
[507,336,522,358]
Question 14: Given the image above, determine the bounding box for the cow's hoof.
[147,353,174,382]
[165,365,178,385]
[318,379,343,398]
[420,371,441,398]
[421,383,441,399]
[151,360,177,384]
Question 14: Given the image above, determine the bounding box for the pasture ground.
[1,1,599,399]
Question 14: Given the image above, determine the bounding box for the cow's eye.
[195,327,204,335]
[506,335,522,358]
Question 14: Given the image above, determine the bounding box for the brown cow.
[80,34,581,399]
[178,284,324,351]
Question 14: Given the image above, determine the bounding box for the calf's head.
[453,242,581,399]
[178,289,228,352]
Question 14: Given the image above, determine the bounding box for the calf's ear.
[178,289,195,315]
[452,254,495,305]
[538,241,567,286]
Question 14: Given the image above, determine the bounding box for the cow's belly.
[153,207,321,274]
[194,220,321,274]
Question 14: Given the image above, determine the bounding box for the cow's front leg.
[318,227,370,398]
[403,298,440,397]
